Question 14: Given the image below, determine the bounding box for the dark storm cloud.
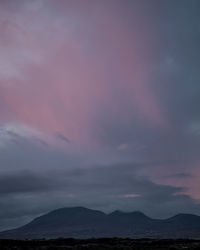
[0,162,183,199]
[0,125,200,229]
[0,170,57,195]
[0,160,200,230]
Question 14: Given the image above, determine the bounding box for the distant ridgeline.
[1,207,200,239]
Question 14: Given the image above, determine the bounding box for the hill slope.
[1,207,200,239]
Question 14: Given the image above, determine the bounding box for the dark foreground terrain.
[1,238,200,250]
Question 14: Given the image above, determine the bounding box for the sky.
[0,0,200,231]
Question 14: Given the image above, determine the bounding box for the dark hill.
[1,207,200,239]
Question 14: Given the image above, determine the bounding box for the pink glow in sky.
[1,0,200,228]
[0,0,169,152]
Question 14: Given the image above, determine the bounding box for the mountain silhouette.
[1,207,200,239]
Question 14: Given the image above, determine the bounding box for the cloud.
[166,173,192,179]
[0,0,200,231]
[0,0,170,152]
[0,170,57,195]
[0,159,200,230]
[56,132,71,144]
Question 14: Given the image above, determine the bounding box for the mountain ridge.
[1,207,200,239]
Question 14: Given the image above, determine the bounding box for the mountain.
[1,207,200,239]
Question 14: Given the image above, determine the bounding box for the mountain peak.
[48,206,93,213]
[109,210,148,218]
[168,213,200,221]
[109,210,124,215]
[130,211,147,216]
[1,207,200,239]
[46,206,105,216]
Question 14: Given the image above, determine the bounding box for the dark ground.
[1,238,200,250]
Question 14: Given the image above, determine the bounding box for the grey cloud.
[166,173,192,179]
[148,0,200,128]
[91,0,200,169]
[0,162,200,230]
[0,132,80,173]
[56,132,71,144]
[96,109,200,166]
[0,170,58,195]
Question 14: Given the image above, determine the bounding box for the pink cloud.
[0,0,169,153]
[121,194,141,198]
